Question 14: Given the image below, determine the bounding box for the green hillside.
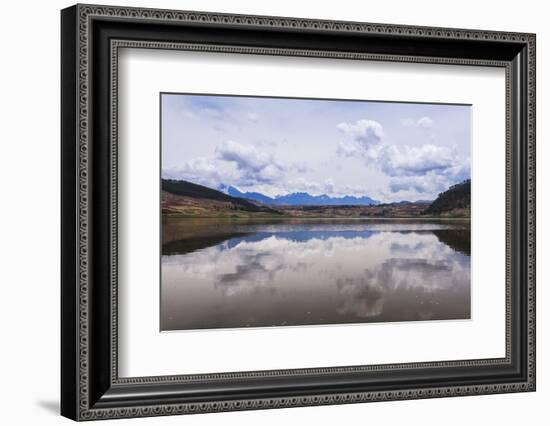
[162,179,282,215]
[424,180,471,217]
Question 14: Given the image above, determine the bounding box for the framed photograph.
[61,4,536,421]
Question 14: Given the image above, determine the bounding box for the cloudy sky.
[161,93,471,202]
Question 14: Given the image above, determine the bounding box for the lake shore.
[162,213,471,220]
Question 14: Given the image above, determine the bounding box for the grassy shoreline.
[162,214,471,221]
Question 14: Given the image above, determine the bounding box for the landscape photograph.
[160,93,471,331]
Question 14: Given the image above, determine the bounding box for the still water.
[161,218,470,331]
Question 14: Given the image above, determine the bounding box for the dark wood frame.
[61,4,536,421]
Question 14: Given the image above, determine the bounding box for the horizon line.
[160,177,473,204]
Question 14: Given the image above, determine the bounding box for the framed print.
[61,4,536,421]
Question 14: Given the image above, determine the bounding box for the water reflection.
[161,219,470,331]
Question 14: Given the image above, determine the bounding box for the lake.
[161,218,471,331]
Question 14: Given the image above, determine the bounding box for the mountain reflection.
[432,229,471,255]
[161,219,470,331]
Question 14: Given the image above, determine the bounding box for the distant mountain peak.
[221,185,379,206]
[217,183,232,195]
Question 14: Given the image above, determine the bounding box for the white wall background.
[0,0,546,424]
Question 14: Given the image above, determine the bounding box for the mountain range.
[161,179,469,218]
[218,184,379,206]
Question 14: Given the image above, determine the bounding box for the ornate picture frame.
[61,4,535,421]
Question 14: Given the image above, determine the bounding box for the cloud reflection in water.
[161,226,470,331]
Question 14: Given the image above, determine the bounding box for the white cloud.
[336,119,386,161]
[336,118,467,196]
[337,119,456,177]
[388,171,448,194]
[324,179,335,194]
[381,144,456,176]
[337,119,384,147]
[416,116,434,129]
[336,141,363,158]
[336,140,361,158]
[215,140,285,186]
[162,157,223,189]
[402,116,434,129]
